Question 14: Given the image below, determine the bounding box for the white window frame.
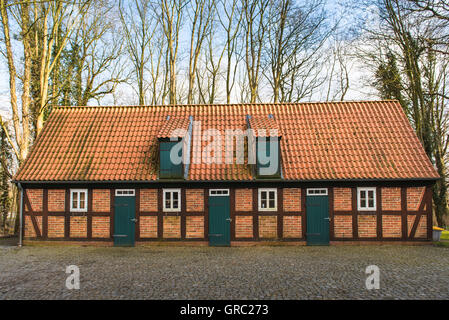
[209,189,230,196]
[258,188,277,211]
[115,189,135,196]
[357,187,377,211]
[163,188,181,212]
[307,188,328,196]
[70,189,88,212]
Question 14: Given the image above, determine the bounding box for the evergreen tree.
[374,51,408,112]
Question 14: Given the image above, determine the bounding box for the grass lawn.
[441,230,449,240]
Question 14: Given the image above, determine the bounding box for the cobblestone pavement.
[0,245,447,300]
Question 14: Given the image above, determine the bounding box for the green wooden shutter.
[160,141,183,179]
[256,139,280,178]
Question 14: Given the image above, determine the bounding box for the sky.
[0,0,380,121]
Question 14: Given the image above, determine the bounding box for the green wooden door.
[209,194,231,246]
[306,194,330,245]
[114,196,136,247]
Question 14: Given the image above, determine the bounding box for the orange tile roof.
[14,101,439,182]
[157,116,190,139]
[248,115,282,137]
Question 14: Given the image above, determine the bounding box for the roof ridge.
[54,99,400,109]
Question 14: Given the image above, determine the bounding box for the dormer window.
[159,140,184,179]
[247,115,282,179]
[256,136,281,178]
[157,116,192,179]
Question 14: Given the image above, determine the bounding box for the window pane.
[361,199,366,207]
[261,199,266,208]
[269,191,275,201]
[80,192,85,209]
[72,192,78,209]
[173,192,178,200]
[165,192,171,208]
[360,190,366,200]
[173,200,179,209]
[261,191,267,200]
[368,199,374,208]
[368,191,374,201]
[269,200,275,208]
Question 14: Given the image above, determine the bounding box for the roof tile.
[14,101,439,182]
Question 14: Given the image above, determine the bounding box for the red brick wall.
[92,217,110,238]
[140,189,158,212]
[334,188,352,211]
[415,216,427,238]
[283,188,301,212]
[26,189,43,212]
[23,185,431,243]
[407,215,427,238]
[358,215,377,238]
[139,216,158,238]
[407,187,425,211]
[163,216,181,238]
[259,216,277,238]
[70,216,87,238]
[235,216,253,238]
[283,216,301,238]
[381,188,401,211]
[186,189,204,212]
[334,215,352,238]
[382,215,402,238]
[24,216,42,238]
[92,189,110,212]
[235,189,252,211]
[48,190,65,212]
[186,216,204,238]
[47,216,64,238]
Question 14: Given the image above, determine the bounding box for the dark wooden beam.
[401,187,407,240]
[376,186,382,240]
[277,188,283,239]
[252,188,259,240]
[352,187,358,239]
[42,189,48,239]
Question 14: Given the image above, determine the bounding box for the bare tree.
[263,0,333,103]
[156,0,187,105]
[32,1,90,134]
[241,0,269,103]
[0,0,33,164]
[120,0,155,105]
[216,0,242,104]
[186,0,213,104]
[57,0,126,106]
[357,0,449,225]
[325,38,351,101]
